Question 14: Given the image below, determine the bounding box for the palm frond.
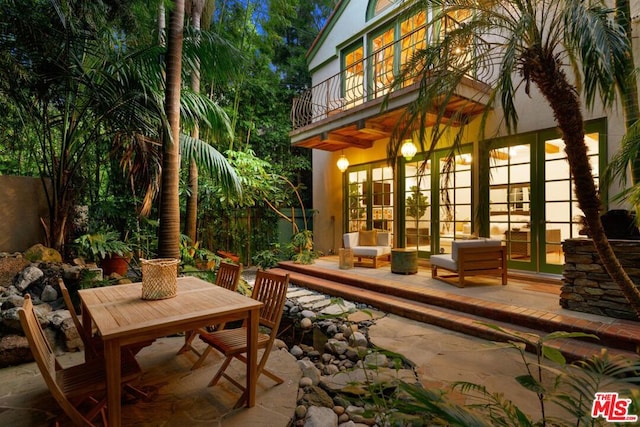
[180,133,241,198]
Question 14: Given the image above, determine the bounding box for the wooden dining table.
[78,276,263,427]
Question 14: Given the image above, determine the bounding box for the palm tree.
[388,0,640,317]
[158,0,186,259]
[183,0,206,243]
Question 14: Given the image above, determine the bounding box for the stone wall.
[561,238,640,320]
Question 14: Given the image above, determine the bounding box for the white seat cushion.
[352,245,391,257]
[429,254,457,271]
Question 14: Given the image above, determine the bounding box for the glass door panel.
[404,159,432,254]
[345,165,394,240]
[541,132,599,271]
[489,144,533,268]
[371,166,394,239]
[438,152,472,254]
[347,169,367,231]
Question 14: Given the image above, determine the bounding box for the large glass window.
[371,27,395,97]
[400,11,427,86]
[343,44,364,109]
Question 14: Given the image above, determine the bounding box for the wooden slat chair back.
[19,294,142,426]
[176,262,243,356]
[191,270,290,407]
[215,261,242,291]
[59,278,101,359]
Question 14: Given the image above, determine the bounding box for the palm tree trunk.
[525,48,640,318]
[158,0,185,259]
[183,0,205,243]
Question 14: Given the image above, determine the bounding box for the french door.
[488,122,603,273]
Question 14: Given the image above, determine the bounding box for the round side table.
[391,248,418,274]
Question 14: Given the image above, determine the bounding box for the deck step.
[271,263,640,362]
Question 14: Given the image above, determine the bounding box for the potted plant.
[74,231,133,276]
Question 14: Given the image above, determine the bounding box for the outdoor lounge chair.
[429,238,507,288]
[177,261,243,356]
[191,270,289,408]
[18,294,143,427]
[343,230,392,268]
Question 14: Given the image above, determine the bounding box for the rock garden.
[1,249,421,427]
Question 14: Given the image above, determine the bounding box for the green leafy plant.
[74,231,132,262]
[252,244,283,270]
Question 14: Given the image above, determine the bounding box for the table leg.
[246,307,259,407]
[104,339,122,427]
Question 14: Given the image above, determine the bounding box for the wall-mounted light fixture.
[337,152,349,172]
[401,139,417,161]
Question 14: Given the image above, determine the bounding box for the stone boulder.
[24,244,63,263]
[0,334,32,368]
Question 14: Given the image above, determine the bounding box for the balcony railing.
[291,18,490,132]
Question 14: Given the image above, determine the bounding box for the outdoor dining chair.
[191,270,289,407]
[18,293,143,427]
[176,261,243,356]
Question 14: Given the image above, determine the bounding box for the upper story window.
[367,0,399,20]
[343,42,364,108]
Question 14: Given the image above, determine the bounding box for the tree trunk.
[526,48,640,318]
[183,0,205,243]
[158,0,185,259]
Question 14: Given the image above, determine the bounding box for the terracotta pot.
[100,254,131,276]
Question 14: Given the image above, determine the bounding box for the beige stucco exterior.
[300,1,639,269]
[0,176,50,252]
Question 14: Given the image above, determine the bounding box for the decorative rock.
[301,309,316,319]
[300,317,313,329]
[23,244,62,263]
[291,345,304,358]
[337,416,352,425]
[325,339,349,355]
[14,265,44,292]
[304,406,338,427]
[299,377,314,388]
[364,352,387,368]
[0,334,32,368]
[298,359,322,385]
[41,284,58,302]
[348,331,368,348]
[333,406,345,416]
[324,364,339,375]
[299,385,335,408]
[295,404,308,419]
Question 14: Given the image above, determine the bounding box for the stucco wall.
[0,176,49,252]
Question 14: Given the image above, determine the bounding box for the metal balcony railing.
[291,17,489,131]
